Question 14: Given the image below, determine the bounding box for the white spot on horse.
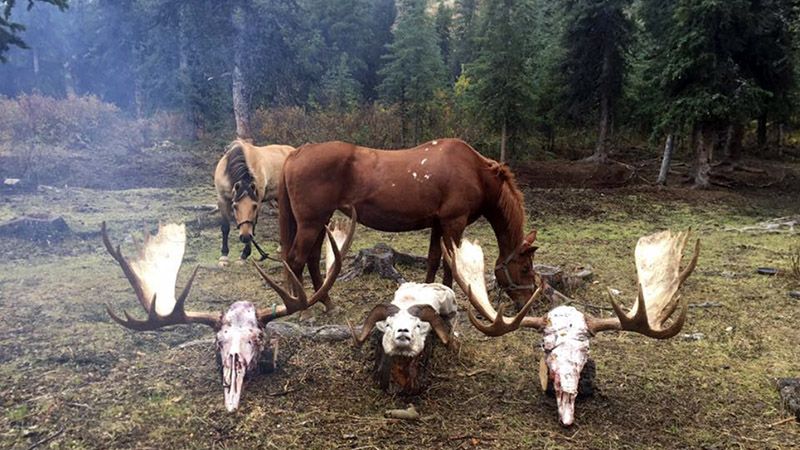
[391,183,396,187]
[421,158,427,165]
[412,172,417,179]
[432,140,438,145]
[424,174,430,180]
[425,148,429,152]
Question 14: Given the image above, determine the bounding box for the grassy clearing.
[1,174,799,449]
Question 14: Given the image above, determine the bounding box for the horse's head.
[232,181,260,243]
[494,230,539,307]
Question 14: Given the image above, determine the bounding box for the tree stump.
[340,243,427,283]
[534,264,593,294]
[0,215,73,241]
[777,378,800,421]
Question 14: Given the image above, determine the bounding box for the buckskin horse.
[278,138,539,311]
[214,139,295,265]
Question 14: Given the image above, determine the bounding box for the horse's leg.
[307,229,336,312]
[424,225,443,283]
[286,222,326,295]
[218,199,232,267]
[440,217,468,287]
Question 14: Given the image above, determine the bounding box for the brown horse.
[278,139,538,310]
[214,140,294,265]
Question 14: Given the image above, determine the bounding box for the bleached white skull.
[541,306,591,426]
[216,301,265,412]
[378,309,431,357]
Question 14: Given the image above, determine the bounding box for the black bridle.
[494,252,538,293]
[235,219,280,262]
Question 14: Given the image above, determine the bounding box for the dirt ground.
[1,150,799,449]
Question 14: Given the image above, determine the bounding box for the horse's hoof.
[218,256,229,268]
[235,258,247,266]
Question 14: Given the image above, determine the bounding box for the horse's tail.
[278,168,296,266]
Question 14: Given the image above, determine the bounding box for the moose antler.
[585,230,700,337]
[442,239,546,336]
[252,209,357,324]
[325,216,355,278]
[102,222,221,331]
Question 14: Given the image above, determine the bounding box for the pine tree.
[643,0,769,188]
[0,0,68,63]
[434,1,454,79]
[451,0,479,78]
[462,0,536,162]
[560,0,633,163]
[738,0,796,149]
[318,53,363,110]
[378,0,447,144]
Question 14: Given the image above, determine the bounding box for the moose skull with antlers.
[102,210,355,412]
[442,230,699,426]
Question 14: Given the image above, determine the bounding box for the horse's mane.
[487,160,526,246]
[225,141,257,201]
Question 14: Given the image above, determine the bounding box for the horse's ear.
[519,229,538,256]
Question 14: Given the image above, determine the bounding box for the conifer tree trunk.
[693,125,712,189]
[591,45,613,163]
[593,92,610,162]
[757,114,767,148]
[177,5,202,138]
[729,123,743,161]
[63,60,76,97]
[231,4,252,141]
[657,133,674,186]
[32,46,39,90]
[500,120,507,163]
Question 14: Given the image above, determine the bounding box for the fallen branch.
[27,427,64,450]
[177,338,214,349]
[766,416,797,428]
[689,301,723,309]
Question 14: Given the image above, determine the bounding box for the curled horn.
[408,304,454,348]
[347,304,399,347]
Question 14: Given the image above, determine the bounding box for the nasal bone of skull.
[221,333,249,412]
[542,306,590,426]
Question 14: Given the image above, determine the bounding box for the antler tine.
[606,284,689,339]
[443,238,545,337]
[589,230,699,338]
[679,238,700,284]
[464,285,543,336]
[256,208,357,323]
[101,222,149,312]
[102,222,221,331]
[253,260,306,313]
[307,207,357,307]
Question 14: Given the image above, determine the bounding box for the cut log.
[264,322,353,341]
[340,243,427,283]
[0,215,72,241]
